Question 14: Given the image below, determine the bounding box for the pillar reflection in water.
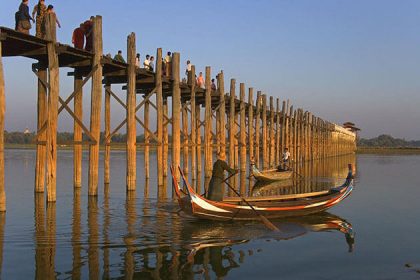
[124,191,136,278]
[88,196,99,279]
[0,212,5,276]
[72,188,82,280]
[103,184,110,279]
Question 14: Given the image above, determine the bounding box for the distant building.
[23,127,31,134]
[343,122,360,139]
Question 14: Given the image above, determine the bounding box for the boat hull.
[251,165,293,182]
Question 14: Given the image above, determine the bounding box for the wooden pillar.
[204,67,212,178]
[88,16,103,196]
[217,72,226,158]
[171,52,181,182]
[239,84,246,175]
[195,104,201,192]
[156,48,164,186]
[190,66,197,182]
[144,100,150,179]
[280,100,286,156]
[45,13,59,202]
[293,109,298,167]
[0,35,5,211]
[269,96,275,168]
[126,33,136,190]
[163,98,169,178]
[255,92,261,167]
[262,95,268,169]
[248,88,254,161]
[275,98,280,166]
[73,70,83,188]
[228,79,236,192]
[104,84,111,185]
[35,67,47,193]
[182,103,188,179]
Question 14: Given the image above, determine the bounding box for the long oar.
[223,174,280,232]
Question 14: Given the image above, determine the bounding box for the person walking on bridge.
[31,0,46,38]
[207,152,237,201]
[72,23,85,49]
[16,0,34,35]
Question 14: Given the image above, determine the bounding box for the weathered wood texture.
[45,13,59,202]
[204,67,212,178]
[104,84,111,185]
[73,71,83,188]
[171,53,181,183]
[126,33,136,190]
[155,48,164,186]
[88,16,103,196]
[35,68,47,193]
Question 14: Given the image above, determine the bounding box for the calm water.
[1,150,420,279]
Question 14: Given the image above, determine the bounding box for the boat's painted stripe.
[189,190,231,213]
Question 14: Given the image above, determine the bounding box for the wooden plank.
[88,16,103,196]
[228,79,236,195]
[269,96,275,168]
[0,36,5,211]
[239,83,246,176]
[195,104,202,193]
[204,66,212,178]
[104,84,111,185]
[248,88,254,162]
[45,13,59,202]
[262,94,268,169]
[224,190,330,202]
[218,72,226,159]
[182,103,188,180]
[35,68,47,193]
[255,92,261,167]
[190,66,197,183]
[144,100,150,179]
[156,48,164,186]
[275,98,280,166]
[73,71,83,188]
[126,33,136,190]
[172,52,181,185]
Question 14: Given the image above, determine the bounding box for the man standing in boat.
[207,152,238,201]
[279,147,291,171]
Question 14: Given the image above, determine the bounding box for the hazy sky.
[1,0,419,139]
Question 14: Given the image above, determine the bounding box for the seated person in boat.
[277,147,291,171]
[207,152,237,201]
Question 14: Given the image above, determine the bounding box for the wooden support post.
[156,48,164,186]
[88,16,103,196]
[239,84,246,175]
[144,100,150,179]
[126,33,136,190]
[195,104,201,192]
[280,100,286,156]
[255,92,261,167]
[269,96,275,168]
[217,71,226,158]
[293,109,298,168]
[163,98,169,178]
[248,88,254,161]
[228,79,236,193]
[172,53,181,183]
[275,98,280,166]
[0,35,5,211]
[190,66,197,182]
[104,84,111,185]
[73,70,83,188]
[204,67,212,178]
[35,67,47,193]
[182,103,188,179]
[45,13,59,202]
[262,95,268,169]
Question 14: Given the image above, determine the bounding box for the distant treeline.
[3,131,161,144]
[358,134,420,148]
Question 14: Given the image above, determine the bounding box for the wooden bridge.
[0,14,356,211]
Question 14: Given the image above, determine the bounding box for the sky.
[1,0,419,139]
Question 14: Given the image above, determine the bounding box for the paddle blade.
[259,215,281,232]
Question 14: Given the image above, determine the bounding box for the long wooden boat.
[251,163,293,182]
[171,165,354,221]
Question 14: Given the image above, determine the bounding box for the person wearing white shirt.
[143,54,150,70]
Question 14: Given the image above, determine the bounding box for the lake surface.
[1,150,420,279]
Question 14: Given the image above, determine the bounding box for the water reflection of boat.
[180,211,355,276]
[251,163,293,182]
[171,166,354,221]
